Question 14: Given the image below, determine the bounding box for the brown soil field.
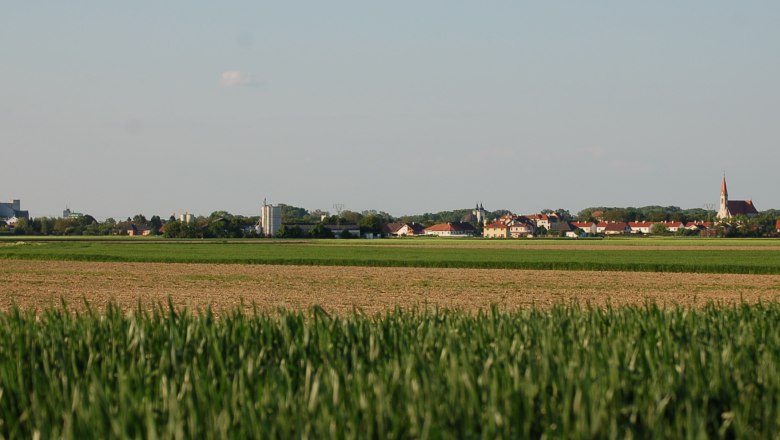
[2,259,780,315]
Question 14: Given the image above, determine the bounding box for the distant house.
[509,220,535,238]
[399,223,426,236]
[628,221,654,234]
[777,220,780,233]
[597,221,629,235]
[547,221,574,236]
[525,214,557,230]
[383,222,426,237]
[660,221,685,233]
[483,222,510,239]
[127,224,152,236]
[497,213,519,225]
[570,221,597,235]
[383,223,404,236]
[424,222,476,237]
[685,221,714,231]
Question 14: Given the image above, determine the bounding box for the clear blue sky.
[2,2,778,219]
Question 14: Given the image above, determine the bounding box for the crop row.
[2,241,780,274]
[2,303,779,438]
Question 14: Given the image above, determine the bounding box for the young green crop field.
[1,304,779,438]
[2,237,780,274]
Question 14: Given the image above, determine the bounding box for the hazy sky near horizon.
[2,2,778,219]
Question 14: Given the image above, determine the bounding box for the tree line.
[4,204,779,238]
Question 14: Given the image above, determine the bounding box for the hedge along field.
[1,303,779,438]
[2,240,780,274]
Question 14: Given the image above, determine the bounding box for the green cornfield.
[1,303,779,438]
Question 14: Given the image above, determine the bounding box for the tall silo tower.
[261,200,282,237]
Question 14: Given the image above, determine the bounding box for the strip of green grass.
[2,303,779,438]
[3,235,780,246]
[2,241,780,274]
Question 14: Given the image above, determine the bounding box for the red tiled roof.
[383,223,404,234]
[425,222,475,232]
[727,200,759,216]
[598,222,628,232]
[570,222,594,228]
[628,222,653,228]
[485,222,508,229]
[424,223,456,232]
[776,220,780,230]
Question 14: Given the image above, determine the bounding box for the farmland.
[2,304,780,438]
[2,237,780,437]
[2,260,780,314]
[2,237,780,274]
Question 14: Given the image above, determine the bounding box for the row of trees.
[4,212,259,238]
[162,212,259,239]
[4,204,779,238]
[576,206,718,223]
[722,214,780,238]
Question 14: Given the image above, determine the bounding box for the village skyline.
[3,174,775,222]
[4,175,779,239]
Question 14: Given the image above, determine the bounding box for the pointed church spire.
[717,173,730,220]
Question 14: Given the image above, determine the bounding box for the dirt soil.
[2,260,780,315]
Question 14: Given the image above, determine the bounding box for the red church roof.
[727,200,759,216]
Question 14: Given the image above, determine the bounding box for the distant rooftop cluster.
[1,175,773,238]
[0,199,29,227]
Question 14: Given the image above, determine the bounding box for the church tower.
[472,202,487,225]
[717,175,729,220]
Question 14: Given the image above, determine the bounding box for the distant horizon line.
[17,202,779,223]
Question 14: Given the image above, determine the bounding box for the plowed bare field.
[3,259,780,314]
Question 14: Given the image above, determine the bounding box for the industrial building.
[0,199,29,220]
[260,201,281,237]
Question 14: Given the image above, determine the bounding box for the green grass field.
[2,238,780,274]
[2,303,778,438]
[3,235,780,246]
